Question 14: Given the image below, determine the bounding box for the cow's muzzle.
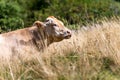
[64,30,72,39]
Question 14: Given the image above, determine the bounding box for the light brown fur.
[0,16,71,55]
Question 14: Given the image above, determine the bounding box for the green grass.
[1,0,120,32]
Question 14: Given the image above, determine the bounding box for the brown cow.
[0,16,71,57]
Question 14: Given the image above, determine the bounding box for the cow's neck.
[47,36,54,46]
[29,27,48,50]
[29,26,54,47]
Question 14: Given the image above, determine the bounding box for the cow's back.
[0,27,43,58]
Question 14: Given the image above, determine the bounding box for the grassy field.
[1,17,120,80]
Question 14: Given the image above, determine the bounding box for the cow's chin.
[53,38,63,42]
[53,35,71,42]
[53,36,64,42]
[64,35,71,39]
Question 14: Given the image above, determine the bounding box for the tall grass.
[1,17,120,80]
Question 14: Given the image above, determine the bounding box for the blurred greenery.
[1,0,120,32]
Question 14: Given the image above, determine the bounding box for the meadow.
[0,17,120,80]
[1,0,120,80]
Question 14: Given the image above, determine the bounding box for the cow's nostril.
[67,31,71,34]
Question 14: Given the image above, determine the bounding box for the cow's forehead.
[47,16,64,26]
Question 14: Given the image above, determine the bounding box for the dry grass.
[1,18,120,80]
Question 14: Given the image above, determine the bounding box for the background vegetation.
[1,0,120,32]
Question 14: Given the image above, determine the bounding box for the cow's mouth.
[64,35,71,39]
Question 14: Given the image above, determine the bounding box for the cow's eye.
[60,30,64,32]
[45,19,49,22]
[53,24,57,26]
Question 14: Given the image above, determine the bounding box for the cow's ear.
[33,21,45,29]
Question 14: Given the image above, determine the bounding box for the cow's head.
[44,16,72,42]
[33,16,71,44]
